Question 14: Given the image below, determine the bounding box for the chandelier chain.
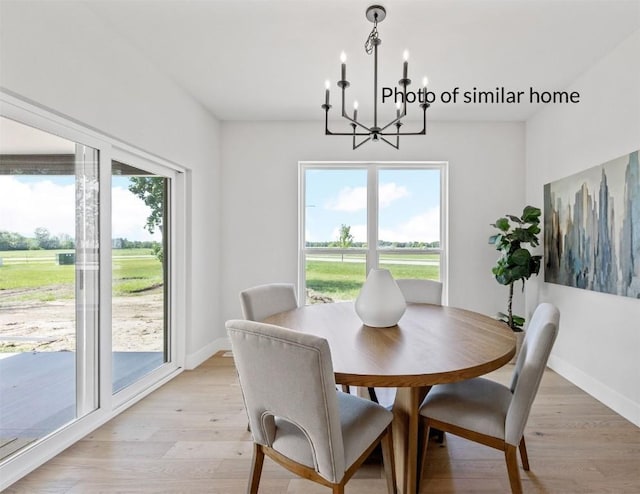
[364,19,379,55]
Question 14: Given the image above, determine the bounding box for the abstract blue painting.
[544,150,640,298]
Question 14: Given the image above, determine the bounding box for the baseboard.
[184,337,230,370]
[547,354,640,427]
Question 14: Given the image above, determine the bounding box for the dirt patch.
[0,289,164,352]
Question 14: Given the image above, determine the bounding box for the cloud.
[325,186,367,212]
[327,209,439,245]
[325,182,409,212]
[112,186,161,240]
[0,177,159,241]
[379,182,410,208]
[379,208,440,243]
[0,177,75,237]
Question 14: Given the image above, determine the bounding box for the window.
[0,93,186,482]
[299,162,447,305]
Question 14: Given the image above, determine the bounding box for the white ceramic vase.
[355,268,406,327]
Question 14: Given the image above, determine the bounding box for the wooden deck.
[5,352,640,493]
[0,351,163,461]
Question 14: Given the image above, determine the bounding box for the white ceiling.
[85,0,640,122]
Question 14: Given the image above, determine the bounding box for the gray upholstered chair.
[238,283,301,430]
[371,278,444,407]
[395,278,443,305]
[239,283,298,321]
[418,303,560,494]
[226,319,397,494]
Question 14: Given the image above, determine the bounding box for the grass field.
[0,249,162,301]
[112,257,163,295]
[306,252,440,301]
[1,249,440,302]
[0,248,152,262]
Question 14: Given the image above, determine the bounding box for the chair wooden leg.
[418,420,431,490]
[505,444,523,494]
[429,427,445,443]
[332,485,344,494]
[519,436,530,471]
[248,443,265,494]
[368,387,379,403]
[380,426,397,494]
[341,384,350,393]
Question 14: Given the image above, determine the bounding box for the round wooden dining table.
[263,301,516,494]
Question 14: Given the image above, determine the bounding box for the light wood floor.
[7,352,640,493]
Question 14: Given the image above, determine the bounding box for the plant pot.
[510,330,525,364]
[355,269,406,327]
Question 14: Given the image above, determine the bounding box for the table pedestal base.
[392,386,430,494]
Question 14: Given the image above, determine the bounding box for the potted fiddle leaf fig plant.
[489,205,542,332]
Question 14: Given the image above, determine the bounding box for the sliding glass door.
[0,98,184,477]
[0,116,99,461]
[111,160,170,393]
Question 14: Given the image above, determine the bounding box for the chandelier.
[322,5,429,150]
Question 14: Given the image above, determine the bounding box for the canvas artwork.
[544,150,640,298]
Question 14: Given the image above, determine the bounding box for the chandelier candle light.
[322,5,429,150]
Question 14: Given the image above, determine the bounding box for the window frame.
[298,161,448,305]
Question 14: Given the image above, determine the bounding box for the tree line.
[306,224,439,250]
[306,240,441,249]
[0,228,74,251]
[1,178,165,253]
[0,229,159,251]
[305,224,440,250]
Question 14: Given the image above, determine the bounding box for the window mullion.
[440,163,449,303]
[367,165,378,273]
[298,166,307,304]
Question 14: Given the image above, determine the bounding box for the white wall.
[526,30,640,426]
[220,120,526,328]
[0,1,222,365]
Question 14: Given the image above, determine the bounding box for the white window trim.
[298,161,449,305]
[0,91,187,489]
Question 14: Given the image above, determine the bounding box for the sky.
[1,168,440,245]
[305,168,441,244]
[0,175,160,241]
